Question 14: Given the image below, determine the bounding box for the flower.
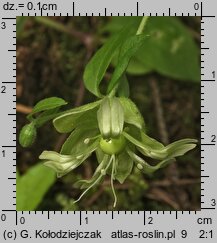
[39,96,197,207]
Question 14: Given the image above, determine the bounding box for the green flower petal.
[39,151,85,177]
[127,148,175,174]
[74,154,110,189]
[115,151,133,184]
[123,131,168,160]
[53,100,101,133]
[166,139,197,158]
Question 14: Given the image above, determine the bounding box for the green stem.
[136,16,149,35]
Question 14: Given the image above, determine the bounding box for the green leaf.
[136,17,200,81]
[115,151,133,184]
[17,17,28,38]
[83,19,141,97]
[119,97,145,130]
[31,97,67,115]
[33,108,61,128]
[126,56,152,75]
[117,74,130,98]
[107,34,148,93]
[16,163,56,211]
[105,17,200,82]
[53,100,101,133]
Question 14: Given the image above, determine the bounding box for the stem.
[136,16,149,35]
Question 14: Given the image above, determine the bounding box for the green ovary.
[99,135,126,155]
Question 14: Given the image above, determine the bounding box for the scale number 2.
[211,135,216,143]
[1,86,6,93]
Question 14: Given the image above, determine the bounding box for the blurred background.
[16,16,200,211]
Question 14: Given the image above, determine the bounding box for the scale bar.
[201,143,216,146]
[2,17,16,20]
[2,145,16,148]
[201,207,216,210]
[2,82,16,84]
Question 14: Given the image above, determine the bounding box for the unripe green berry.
[19,122,37,148]
[99,135,126,155]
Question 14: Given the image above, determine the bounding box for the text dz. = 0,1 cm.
[26,2,58,11]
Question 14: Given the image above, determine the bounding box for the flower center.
[99,135,126,155]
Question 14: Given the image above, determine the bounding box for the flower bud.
[97,97,124,139]
[19,122,37,148]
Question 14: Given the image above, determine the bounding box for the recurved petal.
[41,151,91,178]
[123,131,168,160]
[39,151,74,163]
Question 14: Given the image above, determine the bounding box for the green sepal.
[97,97,124,138]
[61,126,99,155]
[119,97,145,130]
[115,151,133,184]
[53,100,101,133]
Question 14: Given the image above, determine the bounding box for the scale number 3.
[1,22,6,29]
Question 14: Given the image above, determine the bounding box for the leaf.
[115,152,133,184]
[17,17,28,38]
[107,34,148,93]
[16,163,56,211]
[117,74,130,98]
[136,17,200,81]
[119,97,145,130]
[126,56,152,75]
[33,108,61,128]
[31,97,67,115]
[83,19,141,97]
[53,100,101,133]
[105,17,200,82]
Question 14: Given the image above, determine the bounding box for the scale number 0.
[194,3,200,10]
